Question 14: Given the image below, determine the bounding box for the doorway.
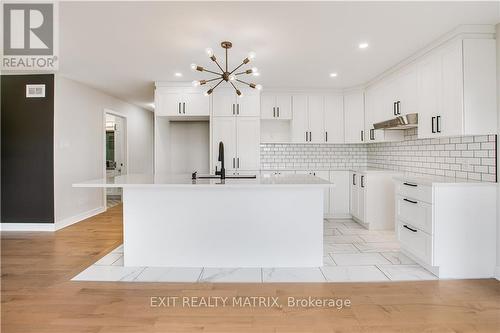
[104,110,128,209]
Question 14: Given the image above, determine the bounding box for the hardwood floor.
[2,205,500,333]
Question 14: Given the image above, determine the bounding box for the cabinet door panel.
[212,91,236,117]
[350,173,358,218]
[212,117,237,171]
[330,171,350,217]
[157,92,182,116]
[308,95,324,143]
[314,170,330,214]
[291,95,308,143]
[261,94,276,119]
[357,176,366,223]
[236,117,260,170]
[276,94,292,119]
[344,92,365,143]
[238,92,260,117]
[417,53,441,138]
[439,40,463,137]
[397,65,418,116]
[324,95,344,143]
[184,91,209,116]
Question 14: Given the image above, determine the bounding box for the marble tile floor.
[72,219,437,283]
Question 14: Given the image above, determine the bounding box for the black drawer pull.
[403,198,418,204]
[403,225,418,233]
[403,182,417,187]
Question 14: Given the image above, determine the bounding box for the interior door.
[211,117,237,171]
[324,95,344,143]
[276,94,292,119]
[237,92,260,117]
[260,94,276,119]
[157,91,182,116]
[307,95,325,143]
[291,95,308,143]
[236,117,260,170]
[212,90,236,117]
[184,91,209,116]
[344,92,365,143]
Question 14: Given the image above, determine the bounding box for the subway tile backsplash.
[260,128,497,182]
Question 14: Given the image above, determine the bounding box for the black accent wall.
[1,74,54,223]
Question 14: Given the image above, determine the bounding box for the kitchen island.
[74,173,331,268]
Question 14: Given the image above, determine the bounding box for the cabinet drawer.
[398,222,433,265]
[396,195,433,234]
[395,180,432,203]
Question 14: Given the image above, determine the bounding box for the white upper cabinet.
[307,95,325,143]
[416,38,497,138]
[394,65,418,116]
[213,89,260,117]
[324,95,344,143]
[344,91,365,143]
[155,87,209,117]
[261,93,292,119]
[291,95,309,143]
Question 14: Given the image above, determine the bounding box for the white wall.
[54,76,154,228]
[496,23,500,278]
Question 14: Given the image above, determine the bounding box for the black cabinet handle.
[232,158,235,168]
[370,128,374,140]
[178,102,181,114]
[393,102,397,116]
[431,116,436,133]
[403,198,418,204]
[361,175,365,188]
[305,131,308,142]
[277,107,280,117]
[352,174,356,185]
[361,130,364,142]
[237,104,240,115]
[309,131,312,141]
[403,182,417,187]
[436,115,441,133]
[397,101,401,115]
[183,102,186,114]
[273,107,275,117]
[325,131,328,142]
[403,225,418,233]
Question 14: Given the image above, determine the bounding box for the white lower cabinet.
[329,171,350,218]
[296,170,329,214]
[350,170,397,230]
[395,177,496,278]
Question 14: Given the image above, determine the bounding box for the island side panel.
[122,186,323,267]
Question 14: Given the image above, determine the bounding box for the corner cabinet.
[416,38,497,138]
[155,87,209,118]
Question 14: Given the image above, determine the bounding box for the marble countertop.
[350,167,402,174]
[393,173,496,186]
[73,173,332,188]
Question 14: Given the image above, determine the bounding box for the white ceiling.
[59,1,500,110]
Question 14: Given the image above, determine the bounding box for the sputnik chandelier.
[191,41,262,97]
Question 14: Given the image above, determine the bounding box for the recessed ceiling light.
[358,42,369,49]
[174,72,183,77]
[329,73,338,78]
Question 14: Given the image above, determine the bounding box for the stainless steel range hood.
[373,113,418,130]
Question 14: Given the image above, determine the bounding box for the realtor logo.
[2,2,58,70]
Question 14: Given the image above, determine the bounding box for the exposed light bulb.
[205,48,214,57]
[251,67,258,73]
[192,80,200,87]
[204,91,210,97]
[229,74,236,81]
[256,84,263,90]
[190,63,197,71]
[238,93,244,98]
[247,51,256,60]
[252,72,260,77]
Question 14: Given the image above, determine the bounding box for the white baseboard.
[495,266,500,281]
[55,206,105,231]
[1,223,55,232]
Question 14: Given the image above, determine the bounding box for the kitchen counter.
[74,173,331,188]
[393,173,496,186]
[73,173,328,268]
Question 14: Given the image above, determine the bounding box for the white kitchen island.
[74,174,330,268]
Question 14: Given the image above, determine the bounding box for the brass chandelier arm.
[211,79,225,90]
[228,61,248,75]
[235,78,251,86]
[229,81,239,91]
[211,57,225,73]
[201,68,222,76]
